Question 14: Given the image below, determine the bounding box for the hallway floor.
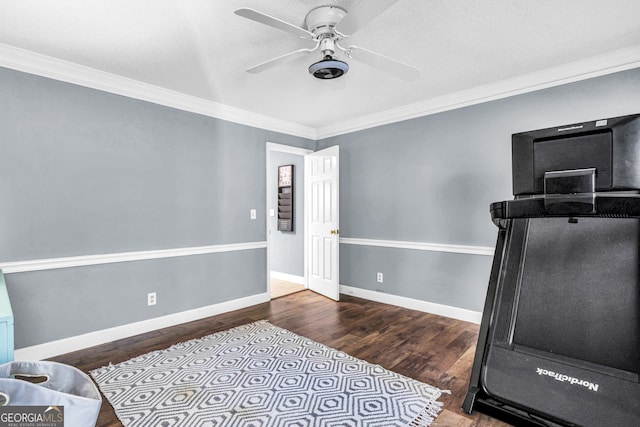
[270,278,305,299]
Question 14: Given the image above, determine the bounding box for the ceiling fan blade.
[348,46,420,81]
[335,0,402,36]
[234,8,314,39]
[246,48,314,74]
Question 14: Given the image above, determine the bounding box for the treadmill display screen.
[532,131,612,193]
[512,217,640,374]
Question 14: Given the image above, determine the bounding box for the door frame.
[265,142,313,298]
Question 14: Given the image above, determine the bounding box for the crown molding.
[0,43,317,140]
[316,44,640,139]
[2,42,639,142]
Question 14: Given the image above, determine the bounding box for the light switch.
[269,209,275,217]
[250,209,257,220]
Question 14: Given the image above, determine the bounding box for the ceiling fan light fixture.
[308,55,349,79]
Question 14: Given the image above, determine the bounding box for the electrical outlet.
[377,272,383,283]
[147,292,156,306]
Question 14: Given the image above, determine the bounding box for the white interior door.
[305,145,340,301]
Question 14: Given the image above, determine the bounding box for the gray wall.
[0,67,314,348]
[268,151,305,277]
[318,68,640,312]
[8,250,266,346]
[3,62,639,349]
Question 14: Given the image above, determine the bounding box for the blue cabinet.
[0,270,14,363]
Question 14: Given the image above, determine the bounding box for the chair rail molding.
[340,237,494,256]
[0,242,267,274]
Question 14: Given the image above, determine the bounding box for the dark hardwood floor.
[51,291,510,427]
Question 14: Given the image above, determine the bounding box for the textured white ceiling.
[1,0,640,131]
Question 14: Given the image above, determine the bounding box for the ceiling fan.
[234,0,420,80]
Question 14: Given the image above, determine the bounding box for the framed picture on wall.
[277,165,294,231]
[278,164,293,187]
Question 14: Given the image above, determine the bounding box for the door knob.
[330,229,340,235]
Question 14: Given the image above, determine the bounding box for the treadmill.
[463,114,640,426]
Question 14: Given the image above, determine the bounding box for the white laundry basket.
[0,360,102,427]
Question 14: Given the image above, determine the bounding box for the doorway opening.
[266,143,312,299]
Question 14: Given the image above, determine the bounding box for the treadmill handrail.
[490,194,640,226]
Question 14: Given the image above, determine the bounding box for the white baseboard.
[340,285,482,324]
[14,292,270,361]
[270,271,305,285]
[14,285,481,360]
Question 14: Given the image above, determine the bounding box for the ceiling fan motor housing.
[305,6,346,36]
[305,6,349,79]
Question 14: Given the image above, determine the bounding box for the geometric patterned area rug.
[90,320,447,427]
